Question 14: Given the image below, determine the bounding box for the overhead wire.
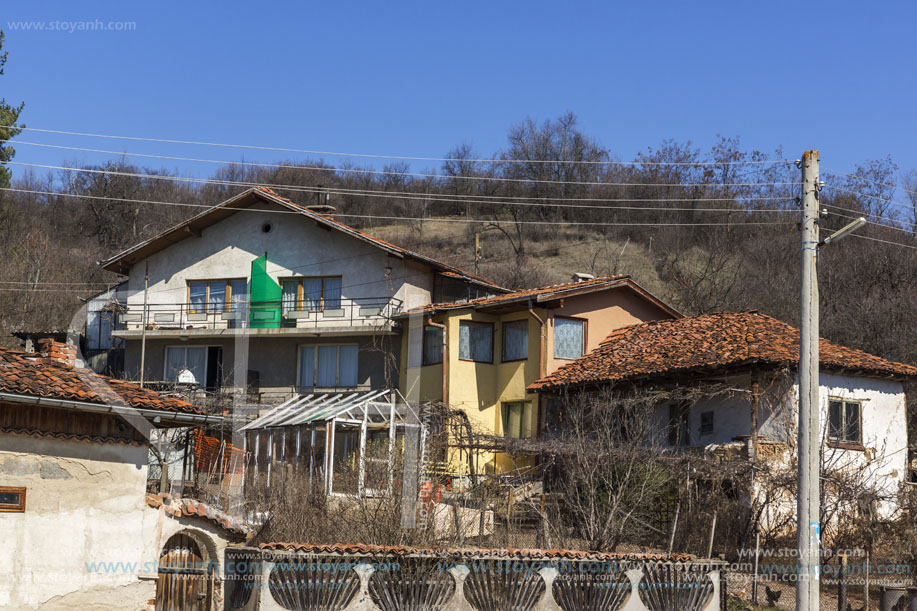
[7,159,796,189]
[14,127,790,166]
[0,186,800,215]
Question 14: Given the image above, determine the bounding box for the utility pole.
[474,233,482,275]
[139,261,149,387]
[797,149,820,611]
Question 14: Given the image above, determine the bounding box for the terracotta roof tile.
[258,542,692,562]
[146,493,249,538]
[0,346,201,414]
[401,274,676,316]
[529,311,917,390]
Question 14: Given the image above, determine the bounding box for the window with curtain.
[459,321,493,362]
[828,399,862,444]
[164,346,207,383]
[189,282,207,313]
[299,344,359,388]
[208,282,226,313]
[554,318,584,359]
[502,402,535,438]
[282,277,343,311]
[281,280,299,315]
[502,320,529,361]
[188,279,246,313]
[422,326,444,365]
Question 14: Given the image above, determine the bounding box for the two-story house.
[101,187,504,402]
[398,274,681,475]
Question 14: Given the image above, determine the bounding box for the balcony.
[110,297,403,339]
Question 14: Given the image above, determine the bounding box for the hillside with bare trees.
[1,113,915,372]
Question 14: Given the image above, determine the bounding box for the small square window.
[828,399,862,444]
[0,486,26,512]
[700,411,714,435]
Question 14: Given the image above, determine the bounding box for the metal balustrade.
[113,297,403,334]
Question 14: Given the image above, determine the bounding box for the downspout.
[527,300,545,379]
[427,315,448,405]
[528,300,547,438]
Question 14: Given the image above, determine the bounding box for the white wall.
[0,434,234,610]
[123,202,427,309]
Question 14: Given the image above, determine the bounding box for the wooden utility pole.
[139,261,150,387]
[797,149,821,611]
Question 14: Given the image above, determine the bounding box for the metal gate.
[156,533,213,611]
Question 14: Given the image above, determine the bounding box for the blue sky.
[3,1,916,181]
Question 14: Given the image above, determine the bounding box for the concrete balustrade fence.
[224,547,725,611]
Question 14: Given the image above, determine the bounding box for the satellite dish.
[177,368,197,384]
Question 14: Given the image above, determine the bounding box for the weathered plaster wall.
[0,434,237,610]
[0,434,152,609]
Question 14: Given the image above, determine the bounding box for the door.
[156,533,213,611]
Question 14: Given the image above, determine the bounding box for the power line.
[823,168,917,198]
[0,186,799,215]
[849,233,917,251]
[823,205,914,235]
[10,143,796,202]
[822,183,916,213]
[8,158,796,189]
[15,127,790,166]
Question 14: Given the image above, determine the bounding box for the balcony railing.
[114,297,403,333]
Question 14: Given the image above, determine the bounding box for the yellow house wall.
[398,286,677,475]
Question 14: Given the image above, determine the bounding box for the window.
[0,486,26,512]
[502,320,529,362]
[554,318,585,359]
[422,326,444,366]
[281,277,343,313]
[164,346,207,383]
[299,344,359,388]
[700,411,714,435]
[188,279,247,313]
[459,321,493,363]
[502,402,536,438]
[828,399,862,445]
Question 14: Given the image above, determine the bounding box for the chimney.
[571,272,595,283]
[37,338,78,365]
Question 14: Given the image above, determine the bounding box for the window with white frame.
[554,318,585,359]
[458,321,493,363]
[164,346,207,383]
[502,319,529,362]
[828,399,862,444]
[299,344,359,388]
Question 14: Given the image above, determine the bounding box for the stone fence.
[224,544,725,611]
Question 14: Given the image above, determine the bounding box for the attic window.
[0,486,26,512]
[261,222,274,234]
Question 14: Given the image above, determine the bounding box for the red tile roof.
[0,345,202,414]
[146,493,249,538]
[402,274,679,317]
[258,542,692,562]
[529,311,917,390]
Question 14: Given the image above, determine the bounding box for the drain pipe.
[527,300,545,378]
[427,316,448,405]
